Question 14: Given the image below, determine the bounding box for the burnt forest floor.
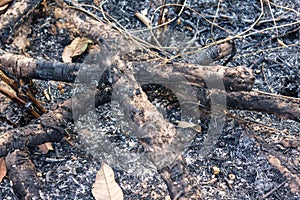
[0,0,300,200]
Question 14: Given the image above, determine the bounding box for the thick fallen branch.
[0,51,254,91]
[195,89,300,122]
[134,62,254,92]
[225,90,300,122]
[111,66,200,199]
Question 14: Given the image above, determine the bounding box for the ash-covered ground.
[0,0,299,199]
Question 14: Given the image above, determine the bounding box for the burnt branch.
[226,91,300,122]
[0,98,72,157]
[0,0,42,46]
[0,51,253,92]
[0,51,99,82]
[134,63,255,92]
[196,89,300,122]
[111,67,201,199]
[5,149,45,200]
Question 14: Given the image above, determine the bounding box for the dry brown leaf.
[0,158,7,182]
[62,37,93,63]
[92,163,124,200]
[38,142,54,154]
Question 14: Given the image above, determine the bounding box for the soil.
[0,0,299,200]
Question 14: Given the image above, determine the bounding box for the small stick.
[259,180,287,200]
[0,83,40,118]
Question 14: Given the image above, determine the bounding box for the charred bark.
[196,89,300,122]
[0,98,72,157]
[1,75,298,159]
[0,51,253,91]
[0,0,42,46]
[134,63,255,92]
[5,149,45,200]
[111,67,201,199]
[226,91,300,122]
[0,51,99,82]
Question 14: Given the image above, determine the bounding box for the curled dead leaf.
[62,37,93,63]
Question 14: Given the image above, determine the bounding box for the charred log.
[0,51,254,91]
[226,91,300,122]
[111,67,201,199]
[134,63,255,92]
[196,89,300,122]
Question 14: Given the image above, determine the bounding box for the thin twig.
[211,0,222,34]
[259,180,287,200]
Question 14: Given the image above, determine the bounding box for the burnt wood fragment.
[0,0,42,46]
[6,149,45,200]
